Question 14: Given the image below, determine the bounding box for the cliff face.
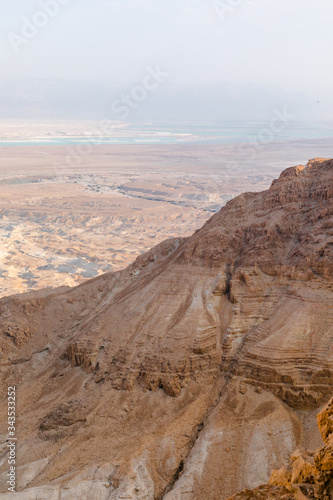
[229,397,333,499]
[1,158,333,499]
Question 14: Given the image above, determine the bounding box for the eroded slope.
[1,158,333,499]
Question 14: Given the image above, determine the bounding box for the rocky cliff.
[229,396,333,499]
[1,158,333,499]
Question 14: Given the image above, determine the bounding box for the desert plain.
[0,126,333,298]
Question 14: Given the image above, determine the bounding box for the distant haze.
[0,0,332,121]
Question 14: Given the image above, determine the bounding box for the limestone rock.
[231,396,333,499]
[1,159,333,498]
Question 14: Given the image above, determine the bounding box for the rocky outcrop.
[229,396,333,499]
[228,485,294,499]
[1,159,333,498]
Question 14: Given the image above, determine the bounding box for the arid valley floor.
[0,134,333,297]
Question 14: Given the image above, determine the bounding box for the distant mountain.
[0,78,112,119]
[0,77,330,121]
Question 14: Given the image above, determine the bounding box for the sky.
[0,0,332,120]
[1,0,332,90]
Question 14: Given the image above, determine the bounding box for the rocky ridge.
[0,158,333,499]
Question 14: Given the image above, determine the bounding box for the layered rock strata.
[1,158,333,498]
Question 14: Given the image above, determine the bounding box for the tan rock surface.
[230,396,333,499]
[1,158,333,498]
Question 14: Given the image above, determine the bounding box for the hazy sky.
[1,0,332,94]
